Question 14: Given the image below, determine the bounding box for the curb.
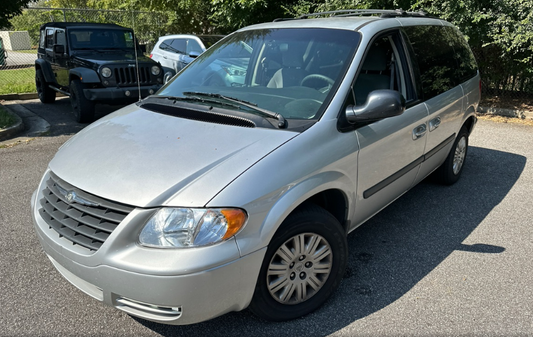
[0,93,39,101]
[0,102,51,146]
[0,105,24,141]
[0,92,66,101]
[478,106,533,120]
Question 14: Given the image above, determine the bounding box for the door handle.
[429,117,441,132]
[412,124,427,140]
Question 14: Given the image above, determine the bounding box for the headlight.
[100,67,112,78]
[139,208,247,248]
[151,65,161,76]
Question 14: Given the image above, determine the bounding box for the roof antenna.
[130,9,142,101]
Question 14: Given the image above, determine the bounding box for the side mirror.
[345,89,406,124]
[188,51,201,59]
[139,45,147,53]
[53,44,65,55]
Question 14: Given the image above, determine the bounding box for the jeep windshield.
[156,28,360,125]
[69,29,136,51]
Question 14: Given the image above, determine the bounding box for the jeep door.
[54,29,69,87]
[351,31,429,226]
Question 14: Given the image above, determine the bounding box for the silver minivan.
[31,9,480,325]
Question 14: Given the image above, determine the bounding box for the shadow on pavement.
[131,145,525,336]
[14,97,127,137]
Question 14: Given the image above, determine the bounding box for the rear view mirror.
[189,51,201,59]
[345,89,406,123]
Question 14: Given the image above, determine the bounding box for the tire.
[435,126,469,185]
[163,71,174,84]
[70,79,95,123]
[249,205,348,321]
[35,69,56,104]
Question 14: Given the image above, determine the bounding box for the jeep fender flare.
[69,67,101,83]
[35,59,56,84]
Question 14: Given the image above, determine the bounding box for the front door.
[54,29,69,88]
[351,31,429,226]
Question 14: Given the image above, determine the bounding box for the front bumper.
[31,182,265,325]
[83,85,161,103]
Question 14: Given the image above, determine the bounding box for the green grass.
[0,67,35,94]
[0,105,17,129]
[13,49,38,54]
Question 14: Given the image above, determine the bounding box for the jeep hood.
[72,52,153,64]
[49,104,298,208]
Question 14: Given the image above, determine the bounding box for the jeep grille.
[113,66,152,86]
[39,172,135,253]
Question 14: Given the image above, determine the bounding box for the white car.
[150,34,223,82]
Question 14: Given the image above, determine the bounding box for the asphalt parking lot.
[0,99,532,336]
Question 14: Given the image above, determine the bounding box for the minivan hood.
[49,105,298,208]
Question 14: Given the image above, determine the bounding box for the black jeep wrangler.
[35,22,163,122]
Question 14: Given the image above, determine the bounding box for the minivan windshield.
[158,28,360,122]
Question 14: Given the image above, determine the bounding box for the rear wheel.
[35,69,56,104]
[70,79,95,123]
[249,205,347,321]
[435,126,469,185]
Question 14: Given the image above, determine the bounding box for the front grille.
[113,65,151,86]
[39,172,134,253]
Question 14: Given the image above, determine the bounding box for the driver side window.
[353,33,409,105]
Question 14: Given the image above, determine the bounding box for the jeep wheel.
[435,126,469,185]
[249,205,347,321]
[163,71,174,84]
[35,69,56,104]
[70,79,95,123]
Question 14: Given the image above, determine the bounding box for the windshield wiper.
[183,91,287,128]
[147,95,242,110]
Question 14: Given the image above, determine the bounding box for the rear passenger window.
[445,27,478,83]
[403,26,457,100]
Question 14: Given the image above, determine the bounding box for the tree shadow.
[131,145,525,336]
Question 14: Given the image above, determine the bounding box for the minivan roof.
[239,9,444,32]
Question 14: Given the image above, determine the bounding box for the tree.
[1,0,34,28]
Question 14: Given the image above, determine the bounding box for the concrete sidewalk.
[0,102,50,147]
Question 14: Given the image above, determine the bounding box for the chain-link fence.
[0,7,170,95]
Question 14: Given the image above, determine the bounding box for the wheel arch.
[35,59,55,83]
[69,67,100,84]
[235,171,353,257]
[462,109,477,135]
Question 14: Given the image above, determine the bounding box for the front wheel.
[249,205,347,321]
[70,79,94,123]
[435,126,469,185]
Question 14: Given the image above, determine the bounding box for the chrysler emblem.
[56,185,99,207]
[66,191,76,203]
